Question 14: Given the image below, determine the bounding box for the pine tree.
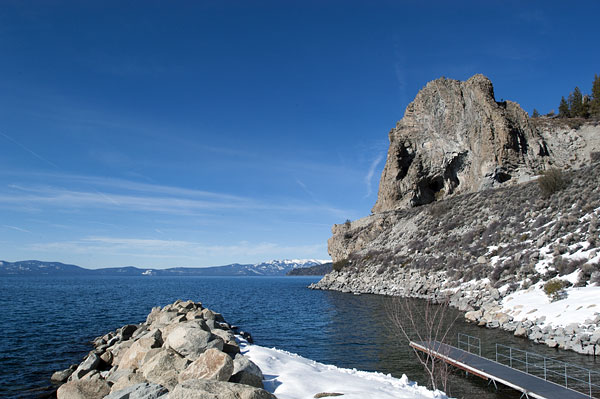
[532,109,540,118]
[591,74,600,118]
[558,96,570,118]
[569,87,584,117]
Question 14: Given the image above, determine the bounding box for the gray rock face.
[56,377,110,399]
[169,379,276,399]
[373,74,549,213]
[72,353,102,379]
[140,349,189,390]
[51,366,75,383]
[119,330,163,370]
[110,370,148,393]
[104,382,169,399]
[230,353,264,388]
[178,348,234,383]
[164,323,223,361]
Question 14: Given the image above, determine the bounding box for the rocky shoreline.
[310,269,600,356]
[51,300,275,399]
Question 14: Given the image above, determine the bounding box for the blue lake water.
[0,276,597,398]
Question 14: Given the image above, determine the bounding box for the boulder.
[140,349,188,390]
[164,324,223,360]
[100,350,114,365]
[111,341,135,366]
[110,370,148,393]
[169,379,277,399]
[145,307,163,325]
[230,353,264,388]
[494,312,512,325]
[71,353,102,379]
[564,323,581,335]
[486,320,500,329]
[119,330,163,370]
[150,311,179,327]
[120,325,138,341]
[56,377,110,399]
[464,309,482,323]
[211,329,240,355]
[104,382,168,399]
[107,336,120,347]
[186,309,205,320]
[514,325,528,338]
[131,325,149,341]
[51,366,75,383]
[179,348,234,383]
[201,309,219,321]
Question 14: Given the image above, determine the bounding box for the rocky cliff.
[372,74,550,213]
[316,74,600,354]
[316,162,600,355]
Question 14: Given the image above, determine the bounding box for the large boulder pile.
[52,300,275,399]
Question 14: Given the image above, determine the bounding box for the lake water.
[0,276,597,398]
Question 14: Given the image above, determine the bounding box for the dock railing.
[495,343,600,397]
[457,333,481,356]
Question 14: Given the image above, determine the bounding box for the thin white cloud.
[364,154,385,198]
[28,236,327,267]
[0,132,60,169]
[0,179,349,218]
[296,178,318,202]
[2,225,31,233]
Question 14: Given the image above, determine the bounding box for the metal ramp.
[410,335,597,399]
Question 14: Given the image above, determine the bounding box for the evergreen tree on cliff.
[591,74,600,118]
[569,87,585,118]
[558,96,570,118]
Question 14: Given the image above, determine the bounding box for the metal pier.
[409,334,598,399]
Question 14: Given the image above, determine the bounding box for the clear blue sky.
[1,1,598,268]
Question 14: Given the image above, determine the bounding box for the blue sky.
[1,1,598,268]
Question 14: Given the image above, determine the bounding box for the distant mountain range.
[0,259,330,277]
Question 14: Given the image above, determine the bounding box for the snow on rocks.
[53,300,275,399]
[53,300,444,399]
[238,338,446,399]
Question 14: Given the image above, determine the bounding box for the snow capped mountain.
[249,259,331,275]
[0,259,331,276]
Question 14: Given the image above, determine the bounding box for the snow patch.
[501,284,600,327]
[238,338,445,399]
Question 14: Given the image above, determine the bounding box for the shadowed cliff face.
[372,74,550,213]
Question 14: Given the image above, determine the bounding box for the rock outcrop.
[53,300,275,399]
[372,74,551,213]
[318,137,600,354]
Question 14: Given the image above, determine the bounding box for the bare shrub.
[332,258,350,272]
[555,257,586,276]
[531,214,550,229]
[386,296,459,392]
[428,201,450,217]
[538,168,567,197]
